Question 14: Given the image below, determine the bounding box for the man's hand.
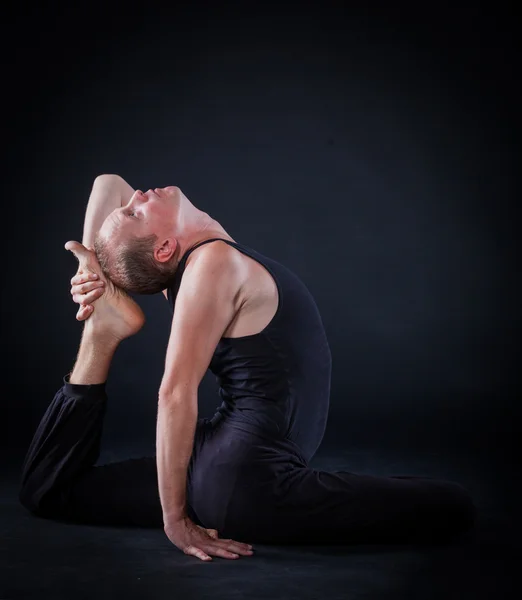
[69,246,106,321]
[164,516,254,561]
[65,240,145,341]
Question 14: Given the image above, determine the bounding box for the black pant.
[19,377,477,544]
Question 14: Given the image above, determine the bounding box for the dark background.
[4,1,519,456]
[1,2,520,595]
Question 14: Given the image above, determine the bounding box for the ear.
[154,237,177,263]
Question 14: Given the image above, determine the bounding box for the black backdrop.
[3,2,520,472]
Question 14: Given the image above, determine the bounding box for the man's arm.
[82,173,169,301]
[156,243,244,524]
[81,174,135,248]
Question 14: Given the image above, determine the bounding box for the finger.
[76,305,93,321]
[71,280,104,296]
[78,288,105,306]
[206,529,219,540]
[207,545,239,560]
[185,546,212,561]
[71,273,98,286]
[78,305,92,320]
[219,539,254,553]
[72,287,105,306]
[65,240,92,265]
[224,544,254,556]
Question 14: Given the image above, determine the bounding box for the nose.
[133,190,147,202]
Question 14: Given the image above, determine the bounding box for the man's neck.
[173,195,232,265]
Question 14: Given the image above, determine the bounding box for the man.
[19,175,476,562]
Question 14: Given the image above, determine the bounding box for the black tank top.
[166,238,332,462]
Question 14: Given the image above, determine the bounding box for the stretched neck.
[173,191,231,263]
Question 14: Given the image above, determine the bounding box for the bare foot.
[65,241,145,341]
[86,279,145,341]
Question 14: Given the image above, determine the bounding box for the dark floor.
[1,444,519,600]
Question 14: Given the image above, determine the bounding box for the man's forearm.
[82,174,135,248]
[156,393,199,525]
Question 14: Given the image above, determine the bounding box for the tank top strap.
[181,237,236,265]
[167,238,240,308]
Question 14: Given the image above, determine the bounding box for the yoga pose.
[19,175,476,561]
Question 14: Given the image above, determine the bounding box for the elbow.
[93,174,124,187]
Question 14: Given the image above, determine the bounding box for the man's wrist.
[164,512,188,533]
[163,505,189,524]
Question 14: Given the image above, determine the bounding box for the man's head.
[94,187,182,294]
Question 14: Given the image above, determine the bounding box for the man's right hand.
[164,516,254,562]
[70,257,106,322]
[66,240,146,340]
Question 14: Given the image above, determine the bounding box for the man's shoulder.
[161,241,243,303]
[182,240,247,292]
[185,240,244,274]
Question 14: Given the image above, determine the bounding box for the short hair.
[94,232,178,295]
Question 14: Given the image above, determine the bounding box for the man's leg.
[219,463,477,545]
[18,325,168,528]
[187,425,477,545]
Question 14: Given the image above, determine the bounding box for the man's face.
[98,186,180,246]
